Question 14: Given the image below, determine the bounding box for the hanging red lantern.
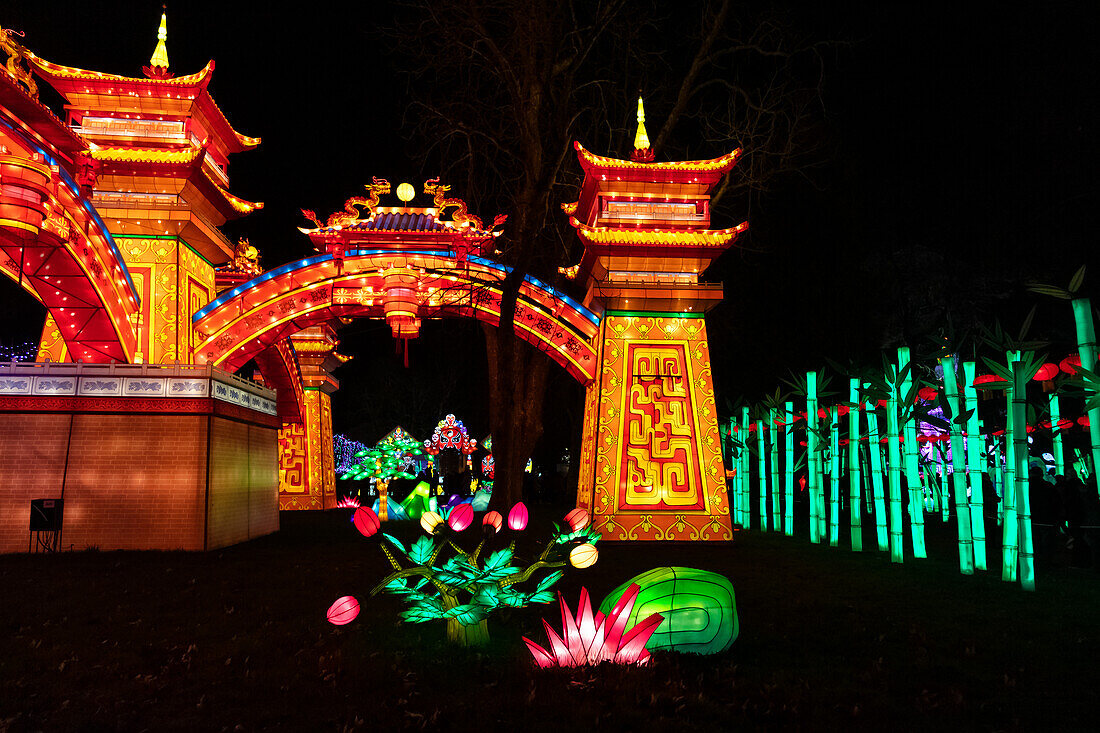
[1057,418,1074,431]
[1079,416,1091,428]
[1060,354,1082,375]
[381,266,421,339]
[917,387,938,402]
[1033,363,1060,381]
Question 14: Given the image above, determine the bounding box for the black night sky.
[3,1,1098,457]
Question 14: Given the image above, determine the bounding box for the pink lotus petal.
[543,618,574,667]
[615,612,663,664]
[523,637,556,669]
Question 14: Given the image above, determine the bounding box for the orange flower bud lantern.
[483,510,502,534]
[569,543,599,569]
[564,508,589,532]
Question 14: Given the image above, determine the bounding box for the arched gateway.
[194,107,744,541]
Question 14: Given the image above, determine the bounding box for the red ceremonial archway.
[191,249,600,384]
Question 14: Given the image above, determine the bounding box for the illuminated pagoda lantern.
[27,11,263,364]
[565,97,742,541]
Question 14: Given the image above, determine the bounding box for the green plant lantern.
[598,567,738,655]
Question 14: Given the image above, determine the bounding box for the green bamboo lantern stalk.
[770,408,781,531]
[849,379,862,550]
[1001,355,1020,583]
[898,347,928,558]
[807,372,822,543]
[829,406,840,547]
[741,406,751,529]
[994,440,1005,527]
[886,384,905,563]
[867,407,889,551]
[756,418,767,532]
[1011,361,1036,590]
[941,355,975,574]
[1050,394,1065,476]
[784,400,795,536]
[963,361,987,570]
[1071,297,1100,493]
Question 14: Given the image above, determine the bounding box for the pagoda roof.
[574,141,741,183]
[0,63,86,164]
[27,56,260,154]
[570,217,747,254]
[301,207,493,238]
[90,143,262,219]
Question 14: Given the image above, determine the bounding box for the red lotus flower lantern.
[564,508,590,532]
[353,507,381,538]
[523,585,663,668]
[483,510,502,534]
[447,503,474,532]
[326,596,360,626]
[508,502,529,531]
[335,495,361,509]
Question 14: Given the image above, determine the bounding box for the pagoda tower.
[566,98,745,541]
[28,11,262,364]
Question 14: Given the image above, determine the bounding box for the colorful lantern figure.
[481,454,495,480]
[400,481,435,520]
[598,568,739,655]
[423,414,478,456]
[523,585,664,668]
[327,596,360,626]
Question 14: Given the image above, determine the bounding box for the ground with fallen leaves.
[1,506,1097,731]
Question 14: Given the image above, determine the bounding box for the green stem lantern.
[886,386,904,563]
[829,406,840,547]
[807,371,822,544]
[756,418,767,532]
[784,400,795,536]
[849,379,862,551]
[963,361,988,571]
[1050,394,1065,477]
[898,347,927,558]
[1001,352,1021,582]
[866,407,889,551]
[1011,362,1036,590]
[740,406,751,529]
[1071,297,1100,493]
[941,356,974,574]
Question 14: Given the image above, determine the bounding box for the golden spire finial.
[150,8,169,69]
[633,96,651,151]
[630,95,655,162]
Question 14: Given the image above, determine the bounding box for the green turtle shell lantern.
[598,567,738,655]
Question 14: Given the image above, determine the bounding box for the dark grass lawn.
[2,506,1098,732]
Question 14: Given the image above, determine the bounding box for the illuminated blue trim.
[0,118,140,304]
[191,249,600,327]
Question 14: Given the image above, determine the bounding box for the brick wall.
[0,410,279,554]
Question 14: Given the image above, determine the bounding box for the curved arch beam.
[192,251,600,383]
[0,119,140,362]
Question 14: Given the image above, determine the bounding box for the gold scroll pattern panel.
[589,314,731,541]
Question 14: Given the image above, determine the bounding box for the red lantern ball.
[508,501,529,531]
[326,596,360,626]
[1060,354,1082,376]
[353,507,381,538]
[1033,363,1060,382]
[917,387,938,402]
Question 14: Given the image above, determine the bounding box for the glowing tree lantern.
[341,433,424,521]
[898,347,928,559]
[940,356,975,574]
[523,585,663,668]
[326,596,360,626]
[598,567,738,655]
[341,502,601,646]
[963,361,988,570]
[784,400,795,536]
[508,501,529,531]
[865,405,889,552]
[447,503,474,532]
[569,543,598,568]
[828,406,840,547]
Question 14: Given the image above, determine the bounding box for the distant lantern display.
[424,414,478,456]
